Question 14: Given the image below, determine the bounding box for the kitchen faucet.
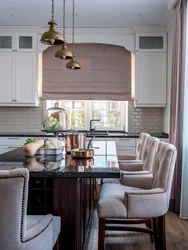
[89,119,100,131]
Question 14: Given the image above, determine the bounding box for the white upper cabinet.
[0,32,36,52]
[0,53,38,106]
[135,52,166,107]
[136,33,167,53]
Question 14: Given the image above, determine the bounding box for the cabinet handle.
[119,138,131,141]
[8,137,19,140]
[8,146,20,148]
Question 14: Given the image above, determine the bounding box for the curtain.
[170,0,187,213]
[42,43,132,101]
[180,1,188,218]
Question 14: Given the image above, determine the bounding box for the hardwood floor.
[85,209,188,250]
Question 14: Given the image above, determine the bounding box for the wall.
[0,100,164,133]
[163,25,173,133]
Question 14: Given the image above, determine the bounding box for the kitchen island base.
[28,177,95,250]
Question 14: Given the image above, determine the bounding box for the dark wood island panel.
[27,177,96,250]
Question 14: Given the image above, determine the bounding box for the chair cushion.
[27,215,61,246]
[102,178,121,184]
[97,183,141,218]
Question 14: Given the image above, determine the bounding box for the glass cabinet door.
[19,36,33,49]
[136,33,167,52]
[0,36,12,50]
[16,33,36,52]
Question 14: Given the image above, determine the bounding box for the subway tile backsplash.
[128,102,163,134]
[0,100,164,134]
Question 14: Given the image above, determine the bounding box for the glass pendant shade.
[55,43,73,59]
[40,21,64,45]
[66,56,81,70]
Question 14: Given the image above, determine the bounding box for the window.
[46,100,127,131]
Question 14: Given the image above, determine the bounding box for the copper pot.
[65,132,86,153]
[71,148,94,158]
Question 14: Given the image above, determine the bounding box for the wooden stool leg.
[146,220,154,243]
[158,215,166,250]
[53,237,60,250]
[153,215,166,250]
[98,218,105,250]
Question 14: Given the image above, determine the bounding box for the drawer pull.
[8,137,19,140]
[119,138,131,140]
[8,146,20,148]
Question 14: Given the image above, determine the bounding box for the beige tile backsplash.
[128,102,163,134]
[0,100,164,134]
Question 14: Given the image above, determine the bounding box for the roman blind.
[42,43,132,101]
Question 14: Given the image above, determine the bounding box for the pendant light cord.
[72,0,75,55]
[63,0,66,39]
[51,0,55,22]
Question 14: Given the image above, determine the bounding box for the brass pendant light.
[66,0,81,69]
[40,0,64,45]
[55,0,73,59]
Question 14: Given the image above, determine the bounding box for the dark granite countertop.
[0,141,120,178]
[0,131,169,138]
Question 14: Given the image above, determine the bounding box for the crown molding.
[39,27,135,36]
[132,26,167,33]
[0,26,40,33]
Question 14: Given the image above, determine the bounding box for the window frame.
[46,100,127,131]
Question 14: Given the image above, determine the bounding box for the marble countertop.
[0,141,120,178]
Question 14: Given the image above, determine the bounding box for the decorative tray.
[35,148,63,156]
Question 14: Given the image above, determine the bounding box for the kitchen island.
[0,141,119,250]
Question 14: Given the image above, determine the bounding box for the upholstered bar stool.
[97,141,177,250]
[0,169,61,250]
[102,136,159,185]
[118,132,150,161]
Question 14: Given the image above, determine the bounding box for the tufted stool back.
[136,133,150,160]
[142,136,160,172]
[152,142,177,193]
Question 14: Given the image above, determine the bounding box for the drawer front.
[114,138,136,147]
[0,137,26,146]
[116,146,136,155]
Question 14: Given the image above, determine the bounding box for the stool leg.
[98,218,105,250]
[53,237,59,250]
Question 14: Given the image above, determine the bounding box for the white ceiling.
[0,0,173,28]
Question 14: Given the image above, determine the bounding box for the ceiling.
[0,0,173,28]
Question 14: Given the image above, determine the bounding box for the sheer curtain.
[180,3,188,218]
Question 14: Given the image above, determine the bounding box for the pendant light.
[66,0,81,70]
[40,0,64,45]
[55,0,73,59]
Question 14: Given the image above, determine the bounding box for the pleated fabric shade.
[42,43,132,101]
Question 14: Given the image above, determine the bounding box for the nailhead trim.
[0,174,53,243]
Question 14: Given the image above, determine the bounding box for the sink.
[87,131,108,136]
